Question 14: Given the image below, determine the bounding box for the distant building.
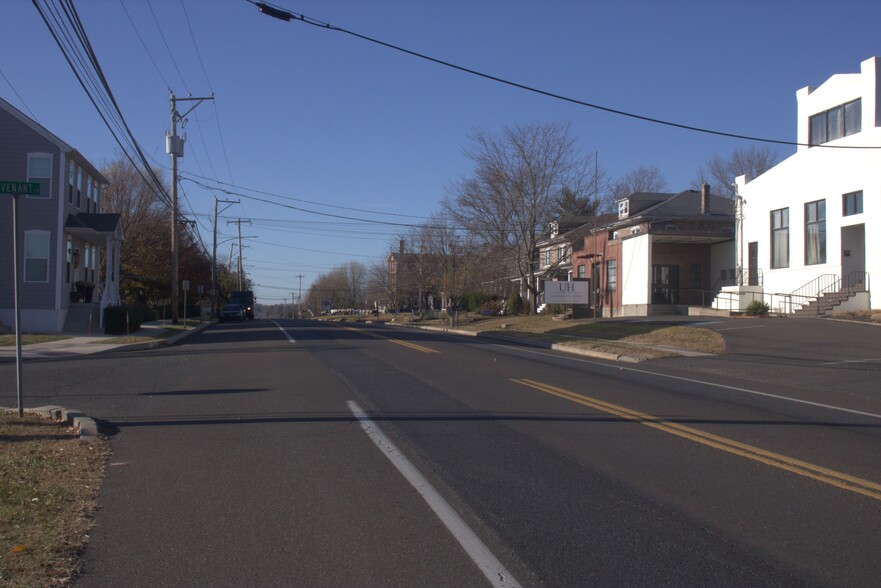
[729,56,881,314]
[0,97,123,333]
[571,187,735,317]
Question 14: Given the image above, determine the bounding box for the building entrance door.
[748,242,758,286]
[652,265,680,304]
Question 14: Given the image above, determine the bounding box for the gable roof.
[0,96,108,185]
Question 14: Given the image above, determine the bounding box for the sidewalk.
[0,319,212,362]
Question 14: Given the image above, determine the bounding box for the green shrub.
[464,292,490,312]
[104,305,146,334]
[507,293,525,315]
[745,300,771,317]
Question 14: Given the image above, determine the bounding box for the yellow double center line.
[343,326,439,354]
[513,378,881,503]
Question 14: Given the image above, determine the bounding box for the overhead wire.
[246,0,881,150]
[32,0,173,211]
[0,68,41,121]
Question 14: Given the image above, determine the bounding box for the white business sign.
[543,280,590,304]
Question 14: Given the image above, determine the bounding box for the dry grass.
[0,412,107,587]
[832,309,881,323]
[0,335,70,348]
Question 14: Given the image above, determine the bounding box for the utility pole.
[296,274,304,319]
[213,197,238,317]
[168,92,213,324]
[226,218,252,291]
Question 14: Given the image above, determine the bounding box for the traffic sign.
[0,181,40,196]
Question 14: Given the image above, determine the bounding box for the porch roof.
[64,213,124,243]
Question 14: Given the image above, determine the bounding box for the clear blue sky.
[4,0,881,304]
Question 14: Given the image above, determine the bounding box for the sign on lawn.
[543,280,590,305]
[0,181,41,196]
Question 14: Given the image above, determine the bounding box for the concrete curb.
[385,321,647,362]
[1,404,99,443]
[103,320,214,353]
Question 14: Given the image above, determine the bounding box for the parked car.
[220,304,245,322]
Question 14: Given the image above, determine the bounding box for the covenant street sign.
[543,280,590,305]
[1,181,40,196]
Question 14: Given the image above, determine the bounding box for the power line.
[248,0,881,150]
[181,171,435,220]
[0,68,40,121]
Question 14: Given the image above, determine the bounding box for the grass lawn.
[0,335,70,348]
[0,411,107,587]
[327,313,727,358]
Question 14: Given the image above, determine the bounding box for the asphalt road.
[3,317,881,586]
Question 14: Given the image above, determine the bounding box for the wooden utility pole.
[168,92,213,324]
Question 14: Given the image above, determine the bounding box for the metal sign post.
[2,181,40,417]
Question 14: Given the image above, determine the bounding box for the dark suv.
[219,304,245,322]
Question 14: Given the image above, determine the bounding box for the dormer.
[549,220,560,238]
[617,198,629,219]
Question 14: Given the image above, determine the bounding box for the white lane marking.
[715,325,767,331]
[272,320,296,342]
[347,400,521,588]
[821,357,881,366]
[490,344,881,421]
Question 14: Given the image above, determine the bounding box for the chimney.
[399,239,405,254]
[701,183,710,214]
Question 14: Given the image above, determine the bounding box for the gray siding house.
[1,97,123,333]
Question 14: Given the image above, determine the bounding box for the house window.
[577,265,586,279]
[68,160,75,203]
[557,245,566,263]
[691,264,701,289]
[770,208,789,269]
[606,259,617,292]
[843,191,863,216]
[25,232,50,282]
[542,250,551,267]
[809,99,861,146]
[76,166,82,208]
[618,199,629,219]
[805,200,826,265]
[27,154,52,199]
[86,176,92,211]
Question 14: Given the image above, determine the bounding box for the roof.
[623,189,734,220]
[0,96,109,185]
[65,213,123,240]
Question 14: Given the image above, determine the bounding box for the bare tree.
[443,122,596,313]
[693,145,779,197]
[608,165,669,203]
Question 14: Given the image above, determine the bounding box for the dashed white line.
[347,400,521,588]
[272,320,296,342]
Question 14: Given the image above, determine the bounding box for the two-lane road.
[3,317,880,586]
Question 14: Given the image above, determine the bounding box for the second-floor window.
[805,200,826,265]
[771,208,789,269]
[542,250,551,267]
[27,154,52,199]
[606,259,617,292]
[76,166,82,208]
[68,160,75,203]
[810,99,861,145]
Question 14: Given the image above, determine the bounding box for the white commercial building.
[731,56,880,314]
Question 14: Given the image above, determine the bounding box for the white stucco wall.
[622,233,650,306]
[737,56,881,310]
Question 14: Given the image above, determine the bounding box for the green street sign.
[0,181,40,196]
